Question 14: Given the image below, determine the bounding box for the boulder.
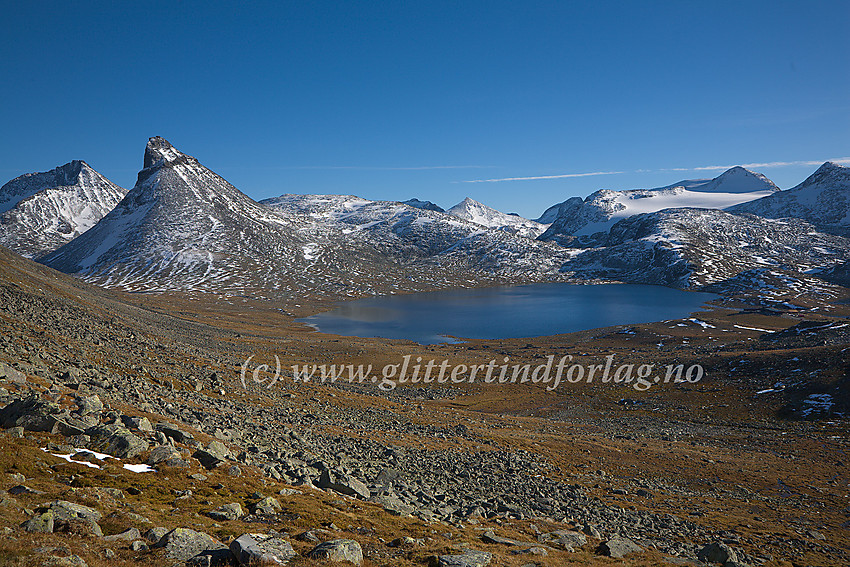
[153,527,227,562]
[186,549,235,567]
[316,470,370,499]
[307,539,363,565]
[481,529,526,546]
[251,496,282,515]
[103,527,141,541]
[85,424,149,458]
[0,363,26,384]
[121,415,153,432]
[193,448,227,470]
[46,499,103,536]
[230,532,298,565]
[208,502,243,521]
[76,395,103,415]
[23,509,54,533]
[0,395,61,431]
[697,542,739,565]
[599,536,643,558]
[144,526,169,544]
[538,529,586,550]
[430,549,492,567]
[52,417,89,437]
[368,494,414,516]
[48,500,102,523]
[147,445,181,465]
[155,423,195,444]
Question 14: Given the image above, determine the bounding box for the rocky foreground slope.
[1,242,849,566]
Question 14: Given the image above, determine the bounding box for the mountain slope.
[538,166,778,243]
[0,161,126,258]
[40,137,316,296]
[729,162,850,235]
[560,208,850,298]
[447,197,547,238]
[260,194,574,279]
[41,139,575,299]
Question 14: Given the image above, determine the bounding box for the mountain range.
[1,137,848,301]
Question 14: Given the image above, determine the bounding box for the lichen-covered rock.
[153,527,227,562]
[307,539,363,565]
[85,424,149,458]
[230,532,297,565]
[208,502,243,521]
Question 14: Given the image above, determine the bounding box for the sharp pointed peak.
[816,161,848,173]
[143,136,188,169]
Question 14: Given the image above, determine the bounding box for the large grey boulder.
[48,500,102,523]
[0,363,26,384]
[155,423,195,443]
[208,502,243,521]
[193,442,231,469]
[46,500,103,536]
[697,542,739,564]
[75,395,103,416]
[23,509,54,533]
[143,526,169,544]
[251,496,282,515]
[481,529,526,546]
[147,445,182,465]
[0,395,61,431]
[85,424,149,458]
[538,529,586,550]
[103,527,141,541]
[230,532,297,565]
[368,494,414,516]
[316,470,370,499]
[431,549,492,567]
[307,539,363,565]
[599,536,643,558]
[153,527,227,562]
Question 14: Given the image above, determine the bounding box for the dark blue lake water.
[299,283,718,344]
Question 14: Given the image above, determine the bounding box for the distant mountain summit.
[447,197,547,238]
[41,137,307,295]
[0,160,126,258]
[684,166,779,194]
[402,198,444,212]
[730,162,850,235]
[537,166,779,243]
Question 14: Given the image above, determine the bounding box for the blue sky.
[1,1,847,218]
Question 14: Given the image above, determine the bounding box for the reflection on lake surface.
[299,283,718,344]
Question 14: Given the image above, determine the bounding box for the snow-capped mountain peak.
[688,166,779,194]
[143,136,188,168]
[447,197,547,238]
[402,198,445,212]
[538,167,780,243]
[729,161,850,235]
[0,160,126,258]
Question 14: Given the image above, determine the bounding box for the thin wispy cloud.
[279,165,495,171]
[660,158,850,172]
[461,171,623,183]
[461,158,850,183]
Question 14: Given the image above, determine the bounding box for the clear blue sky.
[1,1,847,218]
